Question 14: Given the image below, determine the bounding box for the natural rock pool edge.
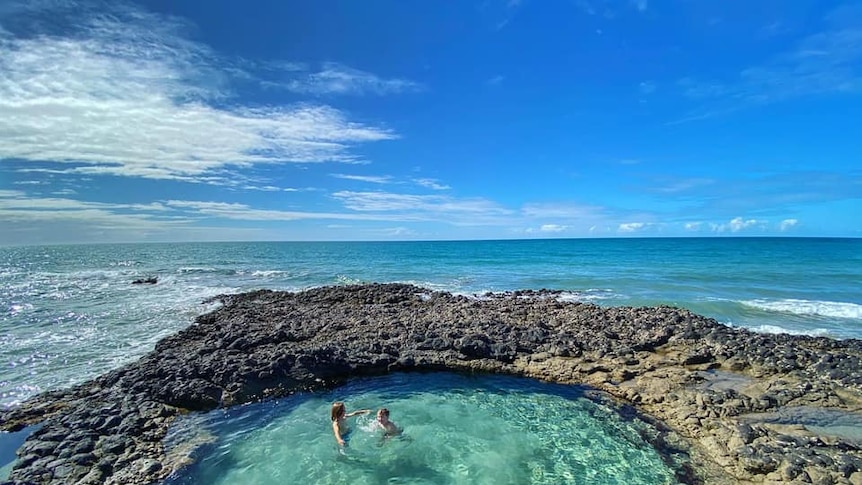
[1,283,861,484]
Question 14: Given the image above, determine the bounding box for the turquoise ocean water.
[1,237,860,409]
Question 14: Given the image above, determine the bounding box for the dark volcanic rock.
[131,277,157,285]
[1,283,861,484]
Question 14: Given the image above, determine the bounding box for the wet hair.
[378,408,389,417]
[331,402,345,421]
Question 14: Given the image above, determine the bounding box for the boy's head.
[376,408,390,423]
[331,402,346,421]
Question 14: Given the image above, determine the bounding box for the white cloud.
[0,2,396,182]
[413,178,451,190]
[283,63,422,96]
[0,192,285,244]
[382,227,417,237]
[717,216,765,233]
[332,191,514,225]
[241,185,297,192]
[654,178,716,194]
[589,225,612,234]
[331,174,394,184]
[729,217,758,232]
[521,202,605,219]
[618,222,647,232]
[540,224,567,232]
[163,199,398,222]
[638,81,655,95]
[0,191,190,242]
[684,221,703,231]
[334,191,509,213]
[780,218,799,231]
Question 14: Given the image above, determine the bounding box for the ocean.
[1,237,860,410]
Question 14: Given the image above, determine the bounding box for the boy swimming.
[376,408,401,437]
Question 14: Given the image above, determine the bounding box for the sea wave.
[557,289,619,302]
[7,303,34,315]
[247,270,289,278]
[741,299,862,320]
[176,267,221,274]
[747,324,832,337]
[335,274,365,285]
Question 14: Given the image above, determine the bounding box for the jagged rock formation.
[2,284,861,484]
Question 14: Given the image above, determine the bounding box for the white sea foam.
[65,269,125,280]
[335,275,364,285]
[748,325,832,337]
[8,303,34,314]
[741,299,862,319]
[557,289,618,302]
[455,288,618,303]
[248,270,288,278]
[176,267,219,274]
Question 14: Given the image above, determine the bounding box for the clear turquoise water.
[163,373,680,485]
[1,238,860,408]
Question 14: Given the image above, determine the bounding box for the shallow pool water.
[164,373,680,484]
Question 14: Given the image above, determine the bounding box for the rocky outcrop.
[2,284,861,484]
[131,277,157,285]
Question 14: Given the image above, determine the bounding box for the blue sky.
[0,0,860,244]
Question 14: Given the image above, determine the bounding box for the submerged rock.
[131,277,158,285]
[1,283,861,484]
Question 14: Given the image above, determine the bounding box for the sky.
[0,0,860,244]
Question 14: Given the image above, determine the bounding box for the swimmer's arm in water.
[345,409,370,417]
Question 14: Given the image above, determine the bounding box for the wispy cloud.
[652,177,716,194]
[618,222,648,233]
[381,226,418,237]
[333,191,507,213]
[645,171,860,215]
[489,0,529,30]
[332,191,514,225]
[0,190,292,243]
[780,218,799,231]
[240,185,299,192]
[281,63,422,96]
[0,1,396,183]
[0,191,188,237]
[678,5,862,118]
[331,174,394,184]
[163,200,392,222]
[575,0,646,18]
[486,75,505,86]
[413,178,451,190]
[717,217,767,233]
[539,224,567,232]
[638,81,656,95]
[521,202,606,219]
